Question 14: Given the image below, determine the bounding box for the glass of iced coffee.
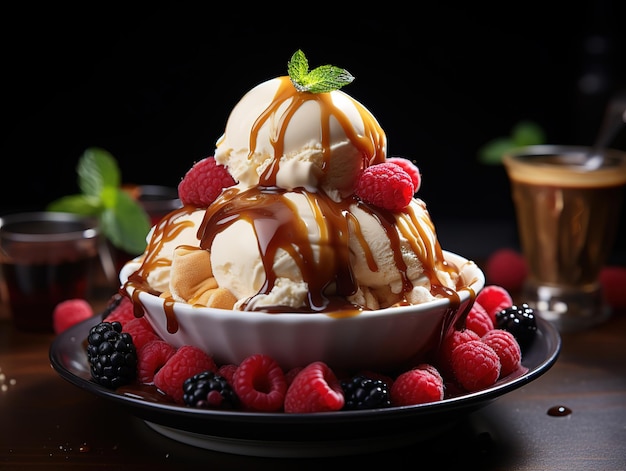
[503,145,626,331]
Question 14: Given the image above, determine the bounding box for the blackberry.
[86,321,137,389]
[495,303,538,352]
[183,371,239,409]
[341,375,391,410]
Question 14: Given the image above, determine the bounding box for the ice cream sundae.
[123,50,463,314]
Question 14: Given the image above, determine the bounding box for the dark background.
[2,3,625,259]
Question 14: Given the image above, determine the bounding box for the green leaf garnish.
[478,120,546,165]
[47,147,151,255]
[288,49,354,93]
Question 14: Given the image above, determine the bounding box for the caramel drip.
[250,76,386,187]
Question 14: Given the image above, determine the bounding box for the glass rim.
[0,211,100,243]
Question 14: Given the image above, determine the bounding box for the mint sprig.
[478,120,546,165]
[47,147,151,255]
[288,49,354,93]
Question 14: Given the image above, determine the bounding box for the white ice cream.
[125,74,461,313]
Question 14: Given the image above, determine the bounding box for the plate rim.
[49,312,561,435]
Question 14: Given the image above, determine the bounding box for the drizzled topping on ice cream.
[123,52,464,320]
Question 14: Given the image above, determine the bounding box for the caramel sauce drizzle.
[122,77,466,329]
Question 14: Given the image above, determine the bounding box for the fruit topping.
[182,370,239,409]
[390,364,444,406]
[177,156,236,207]
[232,354,287,412]
[355,162,415,211]
[284,361,344,413]
[86,321,138,389]
[476,285,514,323]
[495,303,538,352]
[340,374,391,410]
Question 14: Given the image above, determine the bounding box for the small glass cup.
[503,145,626,331]
[0,212,101,332]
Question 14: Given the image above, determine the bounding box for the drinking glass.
[503,145,626,331]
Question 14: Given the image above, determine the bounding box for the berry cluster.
[81,284,536,413]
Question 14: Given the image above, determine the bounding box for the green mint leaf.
[288,50,354,93]
[477,138,515,165]
[477,120,546,165]
[46,194,103,215]
[512,121,546,147]
[77,147,121,197]
[99,189,151,255]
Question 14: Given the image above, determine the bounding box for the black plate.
[49,315,561,457]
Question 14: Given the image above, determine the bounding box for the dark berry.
[341,375,391,410]
[183,371,239,409]
[86,321,138,389]
[495,303,537,352]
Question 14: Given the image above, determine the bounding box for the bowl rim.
[120,250,485,321]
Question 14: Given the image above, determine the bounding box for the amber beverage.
[503,145,626,331]
[0,212,100,332]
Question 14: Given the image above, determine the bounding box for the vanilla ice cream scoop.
[215,76,387,201]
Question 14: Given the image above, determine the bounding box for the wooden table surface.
[1,295,626,470]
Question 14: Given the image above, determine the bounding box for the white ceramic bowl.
[120,251,485,372]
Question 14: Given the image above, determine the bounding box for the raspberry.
[451,340,501,392]
[482,329,522,377]
[102,295,135,327]
[284,366,304,386]
[437,328,480,377]
[485,249,528,293]
[465,302,494,337]
[355,162,415,211]
[232,354,287,412]
[476,285,514,323]
[153,345,217,404]
[122,317,160,351]
[177,156,236,207]
[390,364,444,406]
[386,157,421,192]
[284,361,345,413]
[137,339,176,384]
[218,364,238,385]
[600,266,626,310]
[53,298,94,334]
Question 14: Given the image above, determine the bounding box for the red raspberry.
[482,329,522,377]
[355,162,415,211]
[451,340,501,392]
[476,285,514,323]
[485,249,528,293]
[177,156,236,207]
[218,364,238,385]
[386,157,421,192]
[465,302,494,337]
[284,361,345,413]
[122,317,160,351]
[232,354,287,412]
[600,266,626,310]
[137,339,177,384]
[53,298,94,334]
[437,328,480,377]
[102,295,135,327]
[284,366,304,386]
[153,345,217,404]
[390,364,444,406]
